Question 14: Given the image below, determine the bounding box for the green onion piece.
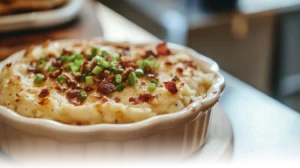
[92,47,101,56]
[114,68,125,74]
[92,66,103,75]
[96,57,109,68]
[37,58,46,68]
[152,61,160,69]
[77,91,88,100]
[85,76,94,85]
[147,55,155,60]
[110,53,120,61]
[151,79,158,85]
[148,83,156,92]
[116,83,126,91]
[34,73,45,84]
[60,55,71,63]
[87,54,94,61]
[135,68,144,77]
[128,72,138,85]
[47,66,57,72]
[74,59,84,66]
[115,74,122,84]
[101,50,109,57]
[137,60,143,67]
[70,64,80,72]
[83,69,91,76]
[74,54,83,60]
[57,75,66,84]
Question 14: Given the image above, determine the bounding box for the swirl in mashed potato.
[0,40,214,125]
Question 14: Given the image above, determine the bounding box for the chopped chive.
[135,68,144,77]
[150,79,158,85]
[83,69,91,76]
[114,68,124,74]
[152,61,160,69]
[148,83,156,92]
[70,64,80,72]
[116,83,126,91]
[57,75,66,84]
[101,50,109,57]
[115,74,122,84]
[74,59,84,66]
[110,53,120,61]
[60,55,71,63]
[92,47,101,56]
[87,54,94,61]
[74,54,83,60]
[47,66,57,72]
[96,57,109,68]
[92,66,103,75]
[85,76,94,85]
[77,91,88,100]
[137,60,143,67]
[128,72,137,85]
[37,58,46,68]
[34,73,45,84]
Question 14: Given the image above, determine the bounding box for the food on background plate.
[0,0,68,15]
[0,40,214,125]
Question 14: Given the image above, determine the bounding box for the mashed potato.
[0,41,214,125]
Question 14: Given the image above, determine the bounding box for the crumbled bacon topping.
[39,88,50,98]
[129,93,156,104]
[66,89,83,105]
[176,67,183,74]
[164,81,178,94]
[39,98,50,105]
[119,56,138,69]
[142,50,156,59]
[49,68,62,79]
[182,60,197,69]
[97,79,115,94]
[6,63,12,68]
[156,42,170,55]
[122,67,134,79]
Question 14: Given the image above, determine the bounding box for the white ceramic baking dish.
[0,40,225,164]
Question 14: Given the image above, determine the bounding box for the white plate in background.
[0,0,84,33]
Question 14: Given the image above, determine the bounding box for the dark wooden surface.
[0,0,102,61]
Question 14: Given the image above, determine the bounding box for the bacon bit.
[165,61,173,66]
[122,67,134,79]
[39,88,50,98]
[142,50,156,59]
[27,61,43,74]
[39,98,50,105]
[182,60,197,69]
[113,97,121,102]
[104,55,110,61]
[156,42,171,55]
[66,77,78,88]
[81,51,88,59]
[24,45,36,56]
[66,89,83,105]
[48,53,57,58]
[52,59,62,67]
[6,63,12,68]
[15,99,20,102]
[129,93,156,104]
[180,83,185,88]
[16,75,21,81]
[119,57,138,69]
[164,81,178,94]
[42,40,51,48]
[147,67,158,76]
[55,85,67,92]
[49,68,62,79]
[101,97,109,103]
[176,67,183,74]
[97,79,116,94]
[62,48,72,55]
[98,70,113,81]
[16,93,20,97]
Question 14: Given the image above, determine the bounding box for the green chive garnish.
[61,55,71,63]
[74,59,84,66]
[92,47,101,57]
[148,83,156,92]
[115,74,122,84]
[85,76,94,85]
[101,50,109,57]
[116,83,126,91]
[114,68,125,74]
[34,73,45,84]
[151,79,158,85]
[110,53,120,61]
[92,66,103,75]
[57,75,66,84]
[70,64,80,72]
[128,72,137,85]
[96,56,109,68]
[135,68,144,77]
[78,91,87,100]
[47,66,57,72]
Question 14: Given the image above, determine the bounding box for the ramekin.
[0,40,225,164]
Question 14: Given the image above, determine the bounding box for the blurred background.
[1,0,300,112]
[98,0,300,112]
